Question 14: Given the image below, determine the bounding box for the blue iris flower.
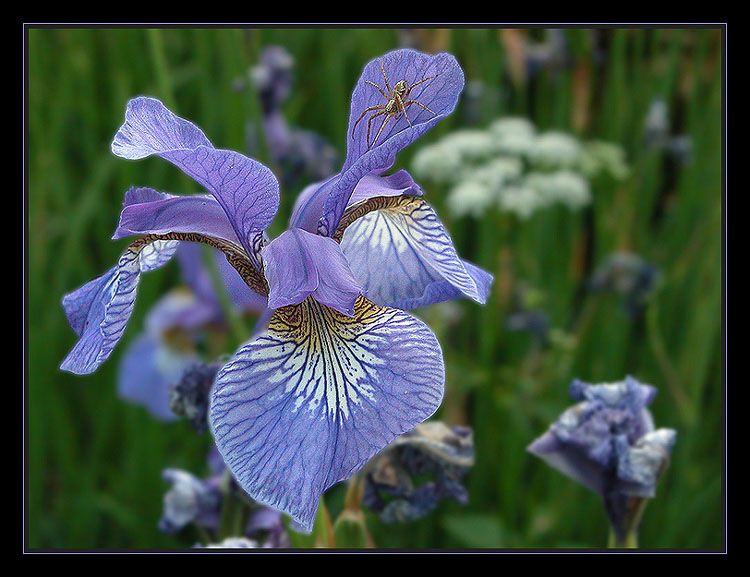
[60,48,493,532]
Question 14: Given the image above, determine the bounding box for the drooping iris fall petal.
[340,195,492,309]
[209,296,444,531]
[60,239,178,374]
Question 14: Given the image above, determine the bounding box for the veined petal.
[111,97,280,254]
[391,261,494,310]
[315,50,463,236]
[290,170,422,234]
[261,228,362,316]
[60,239,179,374]
[114,187,244,247]
[347,170,424,208]
[340,196,492,309]
[209,296,445,532]
[344,50,464,172]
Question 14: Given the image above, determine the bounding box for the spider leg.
[408,73,439,91]
[395,93,412,127]
[352,105,386,139]
[380,60,392,93]
[371,111,396,148]
[403,100,439,117]
[366,109,388,147]
[365,80,388,100]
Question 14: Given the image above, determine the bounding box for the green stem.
[608,527,639,549]
[218,470,247,540]
[343,474,365,512]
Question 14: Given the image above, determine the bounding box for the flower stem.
[218,470,247,540]
[608,527,639,548]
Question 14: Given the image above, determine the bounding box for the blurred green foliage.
[26,27,723,549]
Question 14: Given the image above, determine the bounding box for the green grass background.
[26,27,724,549]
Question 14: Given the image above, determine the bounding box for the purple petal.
[347,169,424,207]
[144,288,220,334]
[60,240,178,374]
[287,177,337,234]
[527,428,609,495]
[314,50,463,235]
[390,261,494,310]
[344,50,464,171]
[340,197,492,309]
[111,97,280,254]
[114,187,244,247]
[117,333,197,421]
[209,296,445,532]
[290,170,423,234]
[261,228,362,316]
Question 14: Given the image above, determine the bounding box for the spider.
[351,61,439,149]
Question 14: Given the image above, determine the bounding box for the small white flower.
[200,537,259,549]
[528,131,582,168]
[440,129,497,162]
[490,117,537,157]
[470,157,524,190]
[526,170,591,211]
[411,143,464,184]
[489,117,536,138]
[446,179,496,218]
[498,184,546,220]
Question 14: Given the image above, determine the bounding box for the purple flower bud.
[528,376,677,544]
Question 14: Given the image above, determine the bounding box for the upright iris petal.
[63,97,279,376]
[210,296,444,531]
[291,49,464,236]
[111,96,280,255]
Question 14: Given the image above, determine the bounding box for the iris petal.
[340,196,492,309]
[261,228,362,316]
[60,239,178,374]
[312,50,464,236]
[290,170,423,234]
[111,97,280,255]
[209,295,444,532]
[114,187,244,247]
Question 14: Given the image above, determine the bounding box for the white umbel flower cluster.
[411,117,629,220]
